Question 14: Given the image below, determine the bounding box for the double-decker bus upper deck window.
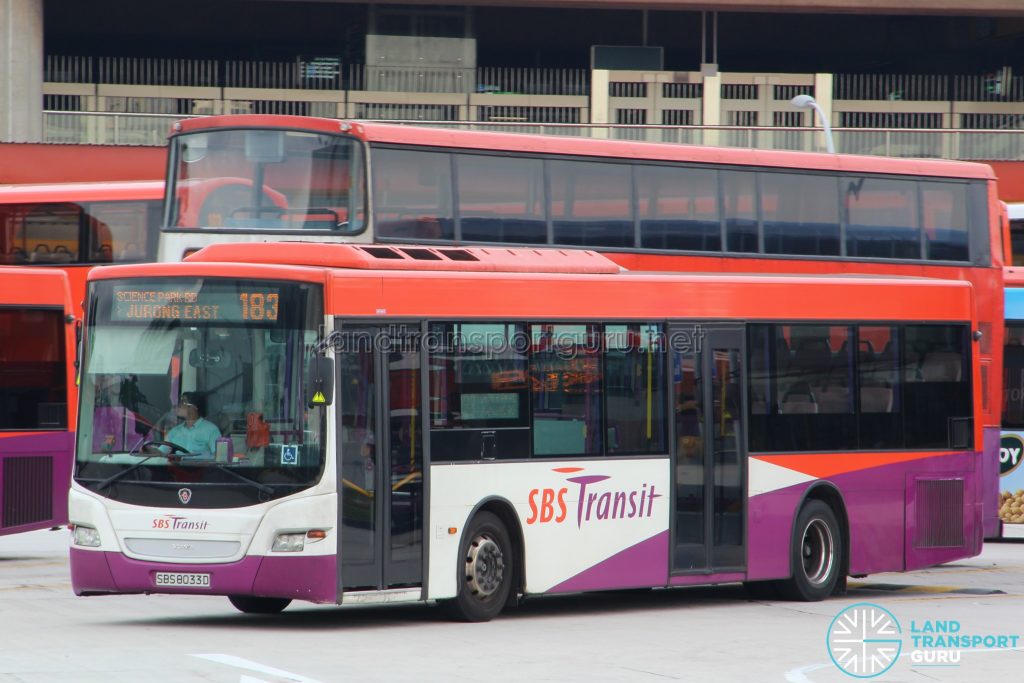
[373,148,454,240]
[722,170,759,253]
[456,154,546,244]
[637,165,720,252]
[0,200,161,265]
[170,129,362,232]
[87,201,161,262]
[549,160,633,248]
[921,182,970,262]
[1,203,80,264]
[844,176,921,259]
[761,172,840,256]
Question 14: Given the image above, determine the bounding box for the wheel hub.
[801,518,835,586]
[465,536,504,598]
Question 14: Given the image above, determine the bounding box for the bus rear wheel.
[228,595,292,614]
[441,511,513,622]
[778,500,842,601]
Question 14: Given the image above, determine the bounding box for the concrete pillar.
[0,0,43,142]
[590,69,609,136]
[813,73,834,127]
[701,71,721,146]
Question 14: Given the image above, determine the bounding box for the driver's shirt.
[165,417,222,456]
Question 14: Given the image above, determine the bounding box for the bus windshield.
[74,277,326,508]
[167,128,365,233]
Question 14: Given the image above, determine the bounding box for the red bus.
[0,268,77,536]
[157,114,1006,537]
[0,181,163,535]
[70,243,982,620]
[0,180,166,315]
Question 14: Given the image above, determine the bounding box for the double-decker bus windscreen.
[74,277,326,508]
[167,128,365,233]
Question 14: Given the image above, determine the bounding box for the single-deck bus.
[157,115,1005,537]
[70,243,983,619]
[0,267,77,536]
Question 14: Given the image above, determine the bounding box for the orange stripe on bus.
[751,451,942,479]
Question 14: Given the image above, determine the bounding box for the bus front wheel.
[779,500,842,602]
[442,511,513,622]
[228,595,292,614]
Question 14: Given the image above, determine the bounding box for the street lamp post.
[791,94,835,154]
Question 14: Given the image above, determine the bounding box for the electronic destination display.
[111,283,280,323]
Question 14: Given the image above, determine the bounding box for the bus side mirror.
[307,356,334,408]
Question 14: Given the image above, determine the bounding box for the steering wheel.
[140,440,190,456]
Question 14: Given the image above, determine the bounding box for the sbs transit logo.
[827,602,902,678]
[525,467,662,527]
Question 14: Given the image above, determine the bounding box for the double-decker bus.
[0,180,166,314]
[70,243,982,619]
[157,115,1005,537]
[0,268,77,536]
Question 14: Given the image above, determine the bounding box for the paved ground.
[1,529,1023,682]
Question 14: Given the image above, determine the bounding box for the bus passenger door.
[337,323,425,592]
[670,325,747,574]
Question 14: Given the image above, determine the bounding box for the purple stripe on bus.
[747,450,982,581]
[71,548,338,603]
[0,431,74,453]
[546,530,668,593]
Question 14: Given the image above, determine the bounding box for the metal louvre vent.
[2,456,53,529]
[914,479,964,548]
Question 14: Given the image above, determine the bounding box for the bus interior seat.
[814,384,850,413]
[778,385,818,414]
[860,385,894,413]
[918,351,962,382]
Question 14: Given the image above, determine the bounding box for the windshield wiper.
[193,460,275,498]
[93,454,166,492]
[93,439,192,492]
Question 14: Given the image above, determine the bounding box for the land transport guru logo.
[525,467,661,527]
[827,603,902,678]
[826,602,1021,678]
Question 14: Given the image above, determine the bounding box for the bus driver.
[163,391,222,456]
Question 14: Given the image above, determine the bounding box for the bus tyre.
[228,595,292,614]
[779,500,842,602]
[442,511,513,622]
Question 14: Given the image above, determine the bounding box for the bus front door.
[337,323,424,592]
[670,324,747,575]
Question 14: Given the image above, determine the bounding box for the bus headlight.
[272,530,327,552]
[72,525,101,547]
[272,533,306,552]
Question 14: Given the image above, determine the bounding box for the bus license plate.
[154,572,211,588]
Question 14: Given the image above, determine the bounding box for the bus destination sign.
[111,284,280,323]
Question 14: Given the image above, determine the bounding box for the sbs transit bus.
[157,115,1006,538]
[70,243,983,619]
[0,268,77,536]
